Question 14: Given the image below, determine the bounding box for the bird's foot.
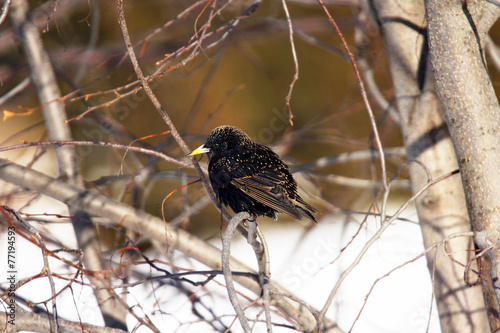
[247,213,257,223]
[247,215,258,245]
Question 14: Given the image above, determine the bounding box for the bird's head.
[188,125,251,159]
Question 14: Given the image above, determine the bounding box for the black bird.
[188,125,318,222]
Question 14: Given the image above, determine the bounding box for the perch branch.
[0,158,339,332]
[221,212,252,332]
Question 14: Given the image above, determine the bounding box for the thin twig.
[190,0,218,61]
[114,0,220,215]
[349,231,474,332]
[427,239,439,332]
[0,140,193,170]
[9,0,80,183]
[26,0,254,125]
[246,219,273,332]
[0,77,30,107]
[115,0,258,266]
[221,212,252,332]
[0,0,11,25]
[474,232,500,308]
[293,147,405,172]
[9,0,129,327]
[270,291,321,330]
[318,168,460,325]
[443,238,481,285]
[256,226,273,333]
[1,206,59,332]
[312,172,409,190]
[0,157,335,332]
[354,11,400,125]
[281,0,298,126]
[74,0,100,84]
[317,0,388,190]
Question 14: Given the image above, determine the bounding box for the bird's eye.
[214,143,219,148]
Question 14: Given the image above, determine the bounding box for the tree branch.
[0,306,127,333]
[9,0,128,328]
[425,1,500,329]
[370,1,490,331]
[221,212,252,332]
[0,158,341,332]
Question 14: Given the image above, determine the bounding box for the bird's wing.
[209,146,314,220]
[230,174,303,220]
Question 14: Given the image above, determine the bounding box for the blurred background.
[2,1,500,332]
[0,0,416,237]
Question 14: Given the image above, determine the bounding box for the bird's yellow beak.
[187,144,211,157]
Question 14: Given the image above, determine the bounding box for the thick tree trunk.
[425,1,500,331]
[370,1,489,332]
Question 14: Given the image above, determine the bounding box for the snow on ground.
[0,198,440,332]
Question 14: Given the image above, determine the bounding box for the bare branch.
[256,226,273,332]
[350,231,475,332]
[474,232,500,314]
[354,11,400,125]
[221,212,252,332]
[0,140,190,169]
[9,0,128,327]
[0,306,127,333]
[370,1,490,330]
[281,0,298,126]
[114,0,222,226]
[0,0,11,26]
[293,146,405,172]
[318,167,459,327]
[0,158,337,332]
[1,206,59,332]
[74,0,100,85]
[0,77,30,108]
[425,1,500,328]
[317,0,388,190]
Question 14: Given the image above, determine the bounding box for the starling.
[188,125,318,222]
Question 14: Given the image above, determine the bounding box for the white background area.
[0,197,441,333]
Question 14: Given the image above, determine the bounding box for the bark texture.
[425,1,500,331]
[370,1,489,332]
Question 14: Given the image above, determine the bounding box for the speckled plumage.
[189,126,318,222]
